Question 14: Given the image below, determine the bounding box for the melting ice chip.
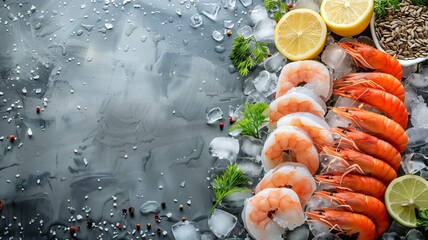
[212,30,224,42]
[240,0,253,7]
[190,13,203,28]
[249,5,268,25]
[237,25,253,39]
[407,73,428,88]
[206,107,223,124]
[253,70,277,97]
[199,3,221,20]
[208,209,238,238]
[253,19,276,43]
[321,44,352,71]
[139,201,161,214]
[240,136,263,158]
[264,52,287,73]
[236,157,263,177]
[105,23,113,30]
[209,137,240,162]
[171,221,200,240]
[224,20,235,29]
[287,224,310,240]
[401,153,427,175]
[224,0,237,9]
[220,191,253,210]
[410,96,428,128]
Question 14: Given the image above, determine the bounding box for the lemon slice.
[385,175,428,228]
[274,9,327,61]
[320,0,374,37]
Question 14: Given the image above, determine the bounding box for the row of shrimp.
[242,42,407,240]
[307,42,408,239]
[243,59,334,239]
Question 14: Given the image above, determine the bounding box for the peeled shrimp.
[262,126,319,175]
[254,162,316,206]
[277,112,334,148]
[337,72,405,102]
[315,172,386,200]
[315,190,390,238]
[334,86,408,129]
[306,209,376,240]
[320,146,397,185]
[332,127,402,171]
[269,87,327,124]
[276,60,332,101]
[242,188,305,240]
[331,107,408,153]
[339,42,403,80]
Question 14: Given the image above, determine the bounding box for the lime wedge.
[385,175,428,228]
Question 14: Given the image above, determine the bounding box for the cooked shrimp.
[339,42,402,80]
[254,162,316,206]
[262,126,319,174]
[269,87,326,124]
[316,172,386,200]
[242,188,305,240]
[334,86,408,129]
[306,209,376,240]
[276,60,333,101]
[331,107,408,152]
[337,72,405,102]
[320,146,397,185]
[315,190,390,238]
[277,112,334,148]
[332,127,401,171]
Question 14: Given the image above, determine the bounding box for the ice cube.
[249,5,269,25]
[293,0,319,12]
[199,3,221,21]
[420,169,428,180]
[264,52,287,73]
[240,136,264,158]
[407,73,428,88]
[419,64,428,76]
[406,127,428,149]
[388,220,409,236]
[208,209,238,239]
[401,153,427,174]
[200,232,216,240]
[312,233,342,239]
[382,232,403,240]
[239,0,253,7]
[237,25,253,39]
[410,96,428,128]
[404,84,418,113]
[236,157,263,177]
[224,0,237,9]
[325,110,352,129]
[219,191,253,210]
[401,64,418,79]
[224,20,235,29]
[139,201,161,214]
[326,35,335,45]
[253,70,277,97]
[286,224,310,240]
[321,44,353,72]
[190,13,203,28]
[246,89,270,104]
[206,107,224,124]
[357,35,375,47]
[209,137,240,163]
[253,19,276,43]
[171,221,201,240]
[231,104,245,121]
[212,30,224,42]
[243,76,256,95]
[404,229,424,240]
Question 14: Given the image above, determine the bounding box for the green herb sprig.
[210,164,250,212]
[417,208,428,230]
[263,0,289,22]
[374,0,400,18]
[229,35,269,76]
[229,102,269,139]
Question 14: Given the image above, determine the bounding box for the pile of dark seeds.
[375,0,428,60]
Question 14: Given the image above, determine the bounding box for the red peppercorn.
[36,106,41,113]
[117,223,122,230]
[9,135,15,142]
[76,226,80,231]
[136,224,141,230]
[219,122,225,130]
[155,214,161,223]
[273,93,276,99]
[69,226,76,234]
[267,53,272,57]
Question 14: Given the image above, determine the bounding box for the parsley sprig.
[374,0,400,18]
[417,208,428,230]
[229,35,269,76]
[263,0,289,22]
[229,102,269,139]
[210,164,250,212]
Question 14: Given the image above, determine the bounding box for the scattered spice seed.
[156,228,161,235]
[179,204,184,211]
[76,226,80,231]
[36,106,41,113]
[161,202,166,209]
[219,122,225,130]
[87,219,94,229]
[0,200,2,211]
[155,214,161,223]
[181,217,187,222]
[122,208,127,217]
[136,224,140,230]
[69,226,76,234]
[9,135,15,142]
[128,207,135,217]
[147,223,151,230]
[117,223,122,230]
[226,29,232,36]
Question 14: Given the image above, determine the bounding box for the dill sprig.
[229,102,269,139]
[210,164,250,212]
[417,208,428,230]
[263,0,289,22]
[374,0,400,18]
[229,35,269,76]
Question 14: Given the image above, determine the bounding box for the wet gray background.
[0,0,251,239]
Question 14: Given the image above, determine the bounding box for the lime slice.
[385,175,428,228]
